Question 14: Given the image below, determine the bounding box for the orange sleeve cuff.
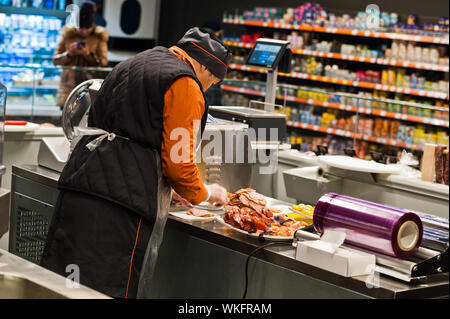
[161,76,207,205]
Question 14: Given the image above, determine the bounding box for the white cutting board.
[5,122,40,132]
[317,155,401,175]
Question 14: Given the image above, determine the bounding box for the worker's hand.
[205,184,228,207]
[171,191,193,208]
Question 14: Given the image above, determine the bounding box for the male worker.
[41,27,232,298]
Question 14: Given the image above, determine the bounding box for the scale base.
[37,137,70,173]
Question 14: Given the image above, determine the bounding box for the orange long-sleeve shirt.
[161,46,208,205]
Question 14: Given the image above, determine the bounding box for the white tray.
[169,211,218,222]
[318,155,401,174]
[5,122,40,132]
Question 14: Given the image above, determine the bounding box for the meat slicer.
[37,79,104,172]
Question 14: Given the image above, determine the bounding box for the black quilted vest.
[58,47,208,223]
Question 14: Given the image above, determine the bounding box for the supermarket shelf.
[0,6,68,19]
[221,84,449,128]
[9,85,59,90]
[228,63,450,100]
[5,103,62,117]
[286,120,425,151]
[223,41,449,72]
[223,18,450,45]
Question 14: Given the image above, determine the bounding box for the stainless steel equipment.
[208,105,286,142]
[0,82,10,239]
[245,38,291,108]
[292,229,448,283]
[37,79,103,172]
[283,154,449,283]
[197,119,252,193]
[0,248,110,299]
[282,155,449,219]
[0,82,6,184]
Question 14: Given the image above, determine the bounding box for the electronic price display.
[246,39,289,70]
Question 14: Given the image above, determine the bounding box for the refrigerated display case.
[1,64,111,124]
[0,10,65,65]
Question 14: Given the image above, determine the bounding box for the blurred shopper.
[53,1,109,108]
[41,27,231,299]
[202,19,225,106]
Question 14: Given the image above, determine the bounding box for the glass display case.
[1,64,111,125]
[0,9,65,65]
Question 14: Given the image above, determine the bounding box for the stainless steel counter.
[0,248,110,299]
[10,164,450,299]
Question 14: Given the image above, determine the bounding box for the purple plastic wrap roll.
[313,193,423,259]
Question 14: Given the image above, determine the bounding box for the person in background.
[53,1,109,108]
[202,19,225,106]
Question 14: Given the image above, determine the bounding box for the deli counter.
[6,163,449,299]
[1,74,449,299]
[2,86,449,299]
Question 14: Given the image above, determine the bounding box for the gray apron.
[74,126,174,299]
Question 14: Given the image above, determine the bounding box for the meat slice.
[171,192,193,207]
[187,208,217,218]
[245,191,266,205]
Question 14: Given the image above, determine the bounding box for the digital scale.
[210,38,292,142]
[246,38,291,110]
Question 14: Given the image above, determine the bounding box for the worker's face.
[78,26,94,38]
[197,65,221,91]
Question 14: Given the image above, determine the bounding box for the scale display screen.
[247,42,285,68]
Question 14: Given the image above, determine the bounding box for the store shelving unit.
[0,6,68,19]
[228,63,449,100]
[222,18,450,45]
[221,84,449,128]
[224,40,449,73]
[286,120,424,151]
[222,12,449,155]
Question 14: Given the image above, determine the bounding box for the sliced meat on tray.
[223,188,308,237]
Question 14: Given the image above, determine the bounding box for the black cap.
[177,27,232,81]
[79,1,95,29]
